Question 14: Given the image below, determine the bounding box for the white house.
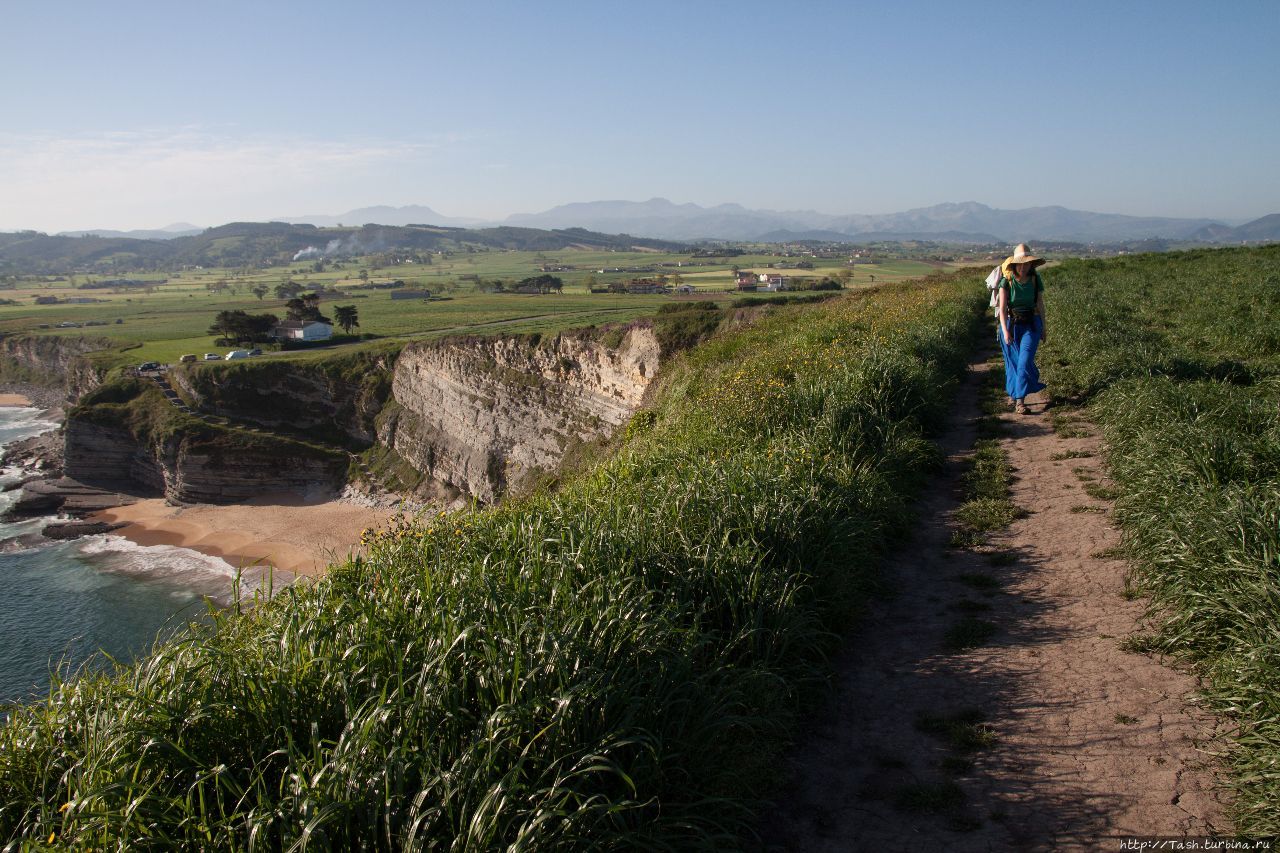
[758,274,791,292]
[273,320,333,342]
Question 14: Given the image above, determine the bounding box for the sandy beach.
[92,494,399,577]
[0,394,33,407]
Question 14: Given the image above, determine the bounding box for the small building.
[758,274,791,291]
[272,320,333,342]
[390,289,432,300]
[735,272,758,292]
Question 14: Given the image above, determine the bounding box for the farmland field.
[0,249,980,366]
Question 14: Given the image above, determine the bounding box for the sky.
[2,0,1277,232]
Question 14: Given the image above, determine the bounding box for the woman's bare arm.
[998,286,1011,344]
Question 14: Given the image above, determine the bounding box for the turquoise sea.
[0,407,244,705]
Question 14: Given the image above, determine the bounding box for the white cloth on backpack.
[985,265,1002,310]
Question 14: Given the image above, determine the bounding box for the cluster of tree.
[286,292,330,324]
[514,274,564,294]
[277,294,358,334]
[275,280,305,300]
[208,310,279,344]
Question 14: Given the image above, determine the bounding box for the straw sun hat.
[1007,243,1046,269]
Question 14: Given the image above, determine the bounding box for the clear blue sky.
[3,0,1277,231]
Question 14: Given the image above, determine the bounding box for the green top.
[1000,272,1043,312]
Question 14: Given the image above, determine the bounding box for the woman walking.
[998,244,1047,414]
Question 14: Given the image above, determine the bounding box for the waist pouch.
[1012,309,1036,324]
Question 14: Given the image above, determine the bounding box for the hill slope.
[0,222,686,273]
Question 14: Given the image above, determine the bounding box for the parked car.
[202,353,220,360]
[138,361,161,371]
[224,350,250,360]
[179,354,197,363]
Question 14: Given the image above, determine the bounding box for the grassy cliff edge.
[0,273,986,847]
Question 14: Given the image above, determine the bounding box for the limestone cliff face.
[0,334,111,399]
[381,327,659,502]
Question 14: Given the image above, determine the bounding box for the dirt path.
[758,353,1227,851]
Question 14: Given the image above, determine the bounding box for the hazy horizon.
[4,0,1277,233]
[21,197,1265,238]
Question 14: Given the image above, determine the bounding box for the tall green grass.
[1040,244,1280,833]
[0,275,985,848]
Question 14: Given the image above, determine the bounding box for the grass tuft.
[1082,482,1120,501]
[915,709,999,753]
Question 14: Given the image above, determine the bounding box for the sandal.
[1014,400,1028,415]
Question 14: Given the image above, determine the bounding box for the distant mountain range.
[1188,213,1280,244]
[38,201,1280,250]
[277,199,1278,244]
[57,223,203,240]
[501,199,1244,243]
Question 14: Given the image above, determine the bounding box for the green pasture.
[0,249,934,367]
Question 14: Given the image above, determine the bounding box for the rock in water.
[41,520,128,541]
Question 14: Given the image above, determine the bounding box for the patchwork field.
[0,249,979,367]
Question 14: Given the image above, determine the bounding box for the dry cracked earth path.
[757,351,1228,852]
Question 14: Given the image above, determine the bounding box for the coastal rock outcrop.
[15,323,669,510]
[63,395,349,505]
[381,327,659,502]
[0,334,112,400]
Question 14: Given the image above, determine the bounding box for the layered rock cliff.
[64,384,349,504]
[380,326,660,502]
[0,334,113,400]
[22,319,675,508]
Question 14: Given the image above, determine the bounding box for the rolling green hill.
[0,222,687,274]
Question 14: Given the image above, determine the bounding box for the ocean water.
[0,407,251,705]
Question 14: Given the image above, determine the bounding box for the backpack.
[988,264,1044,305]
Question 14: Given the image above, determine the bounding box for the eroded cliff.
[381,326,660,502]
[26,319,679,508]
[64,382,349,504]
[0,334,113,400]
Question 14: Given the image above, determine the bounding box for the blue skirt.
[1002,316,1046,400]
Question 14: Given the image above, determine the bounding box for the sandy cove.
[0,394,33,407]
[92,494,399,578]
